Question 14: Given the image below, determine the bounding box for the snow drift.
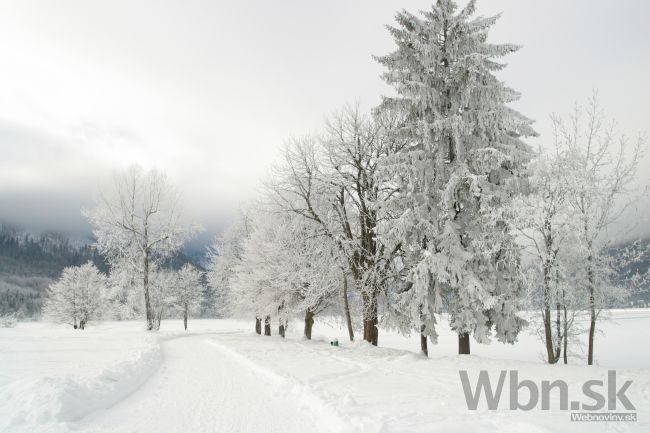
[0,336,162,431]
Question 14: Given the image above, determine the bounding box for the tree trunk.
[419,306,428,356]
[362,318,378,345]
[255,317,261,335]
[587,288,596,365]
[362,292,378,346]
[143,252,154,331]
[587,252,596,365]
[563,294,568,364]
[155,310,162,331]
[555,301,562,362]
[458,333,470,355]
[304,309,314,340]
[420,327,428,357]
[279,318,285,338]
[543,306,555,363]
[554,268,562,362]
[183,308,188,331]
[542,260,557,364]
[264,316,271,336]
[342,275,354,342]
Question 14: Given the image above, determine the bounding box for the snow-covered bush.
[42,262,108,329]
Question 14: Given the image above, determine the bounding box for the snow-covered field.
[1,311,649,433]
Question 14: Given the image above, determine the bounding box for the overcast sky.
[0,0,648,244]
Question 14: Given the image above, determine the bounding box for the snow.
[0,322,161,431]
[1,312,649,433]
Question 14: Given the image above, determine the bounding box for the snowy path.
[78,333,343,433]
[4,319,649,433]
[72,329,650,433]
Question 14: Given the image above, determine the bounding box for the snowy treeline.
[208,0,648,364]
[43,165,206,331]
[515,96,648,364]
[0,224,107,317]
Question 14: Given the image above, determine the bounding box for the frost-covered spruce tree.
[43,262,108,329]
[375,0,536,354]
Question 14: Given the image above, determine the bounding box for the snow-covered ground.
[1,311,649,433]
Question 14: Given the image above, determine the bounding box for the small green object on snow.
[330,339,339,347]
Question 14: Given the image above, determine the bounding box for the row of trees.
[44,165,205,331]
[43,261,204,330]
[82,166,199,330]
[208,0,647,364]
[42,1,647,367]
[515,96,647,364]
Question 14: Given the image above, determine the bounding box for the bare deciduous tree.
[554,94,646,365]
[84,165,197,331]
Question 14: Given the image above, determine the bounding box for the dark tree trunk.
[458,333,470,355]
[419,306,428,356]
[420,328,428,357]
[587,252,596,365]
[542,258,557,364]
[255,317,261,335]
[143,250,154,331]
[362,293,378,346]
[342,275,354,342]
[279,319,285,338]
[587,292,596,365]
[264,316,271,336]
[183,308,188,331]
[362,318,378,346]
[304,309,314,340]
[543,306,555,363]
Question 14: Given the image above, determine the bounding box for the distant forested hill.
[613,237,650,307]
[0,224,209,318]
[0,224,108,317]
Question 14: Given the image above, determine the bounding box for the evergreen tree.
[375,0,536,354]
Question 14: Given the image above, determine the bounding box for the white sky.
[0,0,648,241]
